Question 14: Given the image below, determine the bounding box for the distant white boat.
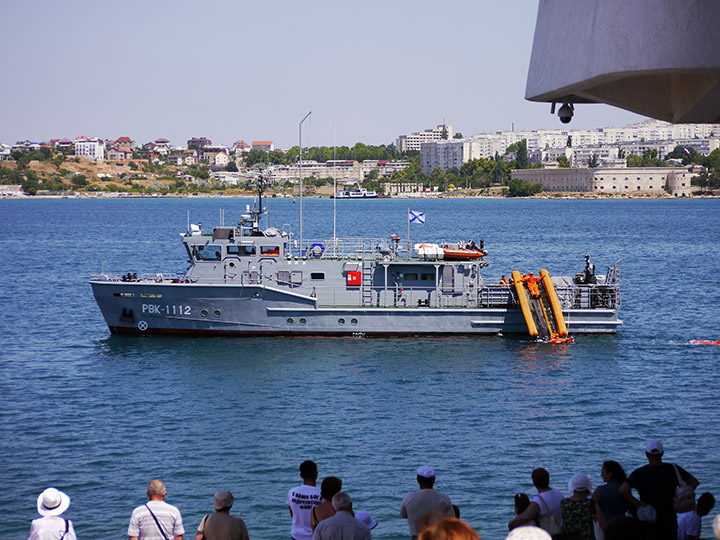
[334,187,378,199]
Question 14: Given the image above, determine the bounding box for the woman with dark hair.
[311,477,343,531]
[592,461,629,534]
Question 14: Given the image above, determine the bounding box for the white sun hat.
[637,505,657,523]
[506,526,552,540]
[355,511,378,530]
[568,472,593,494]
[37,487,71,516]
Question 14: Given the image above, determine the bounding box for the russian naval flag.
[409,210,425,224]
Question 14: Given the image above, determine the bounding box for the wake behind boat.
[90,176,622,337]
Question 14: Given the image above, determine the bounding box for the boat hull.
[91,280,622,337]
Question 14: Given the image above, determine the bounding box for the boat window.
[227,245,256,256]
[261,245,280,256]
[403,273,418,281]
[310,272,325,280]
[194,244,222,260]
[421,273,435,281]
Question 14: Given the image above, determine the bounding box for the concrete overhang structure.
[525,0,720,123]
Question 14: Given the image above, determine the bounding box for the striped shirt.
[128,500,185,539]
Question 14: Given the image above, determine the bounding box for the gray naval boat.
[90,180,622,337]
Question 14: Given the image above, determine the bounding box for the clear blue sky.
[1,0,643,149]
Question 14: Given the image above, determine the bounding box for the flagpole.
[407,207,410,258]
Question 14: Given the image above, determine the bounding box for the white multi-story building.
[421,138,505,174]
[571,146,620,167]
[422,119,720,172]
[396,124,453,153]
[74,137,105,161]
[266,160,409,183]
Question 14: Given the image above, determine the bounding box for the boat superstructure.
[334,187,378,199]
[90,180,621,337]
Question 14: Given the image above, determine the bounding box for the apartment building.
[74,137,105,161]
[396,124,453,153]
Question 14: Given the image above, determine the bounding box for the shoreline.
[2,192,718,200]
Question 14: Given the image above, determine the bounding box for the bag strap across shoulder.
[59,518,69,540]
[537,493,552,515]
[672,464,686,486]
[145,503,171,540]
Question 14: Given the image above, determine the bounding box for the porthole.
[287,317,294,325]
[351,318,358,326]
[299,318,307,325]
[338,318,345,326]
[201,309,208,317]
[214,309,221,317]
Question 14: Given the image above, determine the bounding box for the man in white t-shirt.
[508,468,564,532]
[677,492,715,540]
[128,479,185,540]
[400,466,455,539]
[287,460,322,540]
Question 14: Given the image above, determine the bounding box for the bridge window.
[310,272,325,280]
[194,244,221,260]
[228,245,256,256]
[261,246,280,256]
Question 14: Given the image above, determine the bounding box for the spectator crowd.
[26,440,720,540]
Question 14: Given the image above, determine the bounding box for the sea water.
[1,197,719,540]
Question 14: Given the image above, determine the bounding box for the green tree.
[587,154,599,168]
[514,139,529,169]
[429,167,447,190]
[557,155,570,168]
[453,133,464,139]
[665,145,700,165]
[225,161,238,172]
[703,148,720,171]
[71,174,88,187]
[567,135,572,147]
[244,149,268,166]
[507,178,542,197]
[441,127,449,140]
[22,178,40,195]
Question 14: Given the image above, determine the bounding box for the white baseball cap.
[417,466,436,478]
[645,440,664,454]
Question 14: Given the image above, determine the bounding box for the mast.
[299,111,312,254]
[333,115,337,253]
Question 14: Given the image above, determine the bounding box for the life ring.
[310,243,324,258]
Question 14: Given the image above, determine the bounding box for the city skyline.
[1,0,645,149]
